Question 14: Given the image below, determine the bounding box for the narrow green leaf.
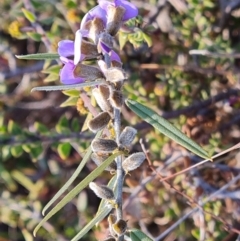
[62,90,80,97]
[22,8,36,23]
[31,79,105,92]
[42,131,101,215]
[71,206,112,241]
[43,73,59,82]
[57,143,71,160]
[125,99,210,159]
[42,65,61,75]
[0,164,17,191]
[16,53,59,60]
[60,96,78,107]
[142,33,152,47]
[33,151,123,236]
[27,32,42,41]
[130,229,153,241]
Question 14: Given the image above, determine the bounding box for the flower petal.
[119,0,138,21]
[58,40,74,57]
[74,30,83,65]
[60,58,85,84]
[80,5,107,29]
[110,50,121,63]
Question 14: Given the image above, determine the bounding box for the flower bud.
[88,112,111,132]
[91,138,118,153]
[112,219,127,236]
[106,5,126,36]
[89,182,115,201]
[92,86,113,113]
[88,17,105,44]
[122,152,146,172]
[119,127,137,147]
[91,153,117,172]
[98,32,114,54]
[74,63,104,81]
[109,90,124,109]
[81,39,99,58]
[104,67,126,83]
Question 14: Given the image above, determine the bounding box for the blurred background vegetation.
[1,0,240,240]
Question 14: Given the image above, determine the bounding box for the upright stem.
[104,54,124,240]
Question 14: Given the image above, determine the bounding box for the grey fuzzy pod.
[89,182,115,200]
[92,85,113,113]
[122,152,146,172]
[91,138,118,153]
[88,112,111,133]
[91,153,117,172]
[119,126,137,147]
[109,90,124,109]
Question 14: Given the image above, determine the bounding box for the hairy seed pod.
[106,5,126,36]
[122,152,146,172]
[91,138,118,153]
[91,153,117,172]
[119,126,137,147]
[74,63,104,80]
[105,67,126,83]
[88,17,105,44]
[109,90,124,109]
[88,112,111,132]
[92,86,113,113]
[89,182,115,200]
[112,219,127,236]
[80,39,99,58]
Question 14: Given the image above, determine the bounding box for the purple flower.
[98,0,138,21]
[60,57,85,84]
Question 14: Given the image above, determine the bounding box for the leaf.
[0,164,17,191]
[56,115,69,133]
[16,53,59,60]
[34,122,49,134]
[33,151,123,236]
[62,90,80,97]
[42,65,61,75]
[119,31,129,50]
[125,99,210,160]
[142,33,152,47]
[31,80,105,92]
[60,96,78,107]
[27,32,42,41]
[71,206,112,241]
[11,146,23,158]
[57,143,71,160]
[130,229,153,241]
[8,120,22,134]
[42,131,101,215]
[43,73,59,82]
[22,8,36,23]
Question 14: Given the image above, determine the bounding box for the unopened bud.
[89,182,115,200]
[89,17,105,44]
[98,32,114,53]
[92,86,113,113]
[112,219,127,236]
[107,5,126,36]
[109,90,124,109]
[74,63,104,81]
[91,153,117,172]
[119,127,137,147]
[81,39,98,58]
[105,67,126,83]
[91,138,118,153]
[122,152,146,172]
[88,112,111,132]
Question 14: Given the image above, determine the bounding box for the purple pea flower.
[98,0,138,22]
[60,57,85,84]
